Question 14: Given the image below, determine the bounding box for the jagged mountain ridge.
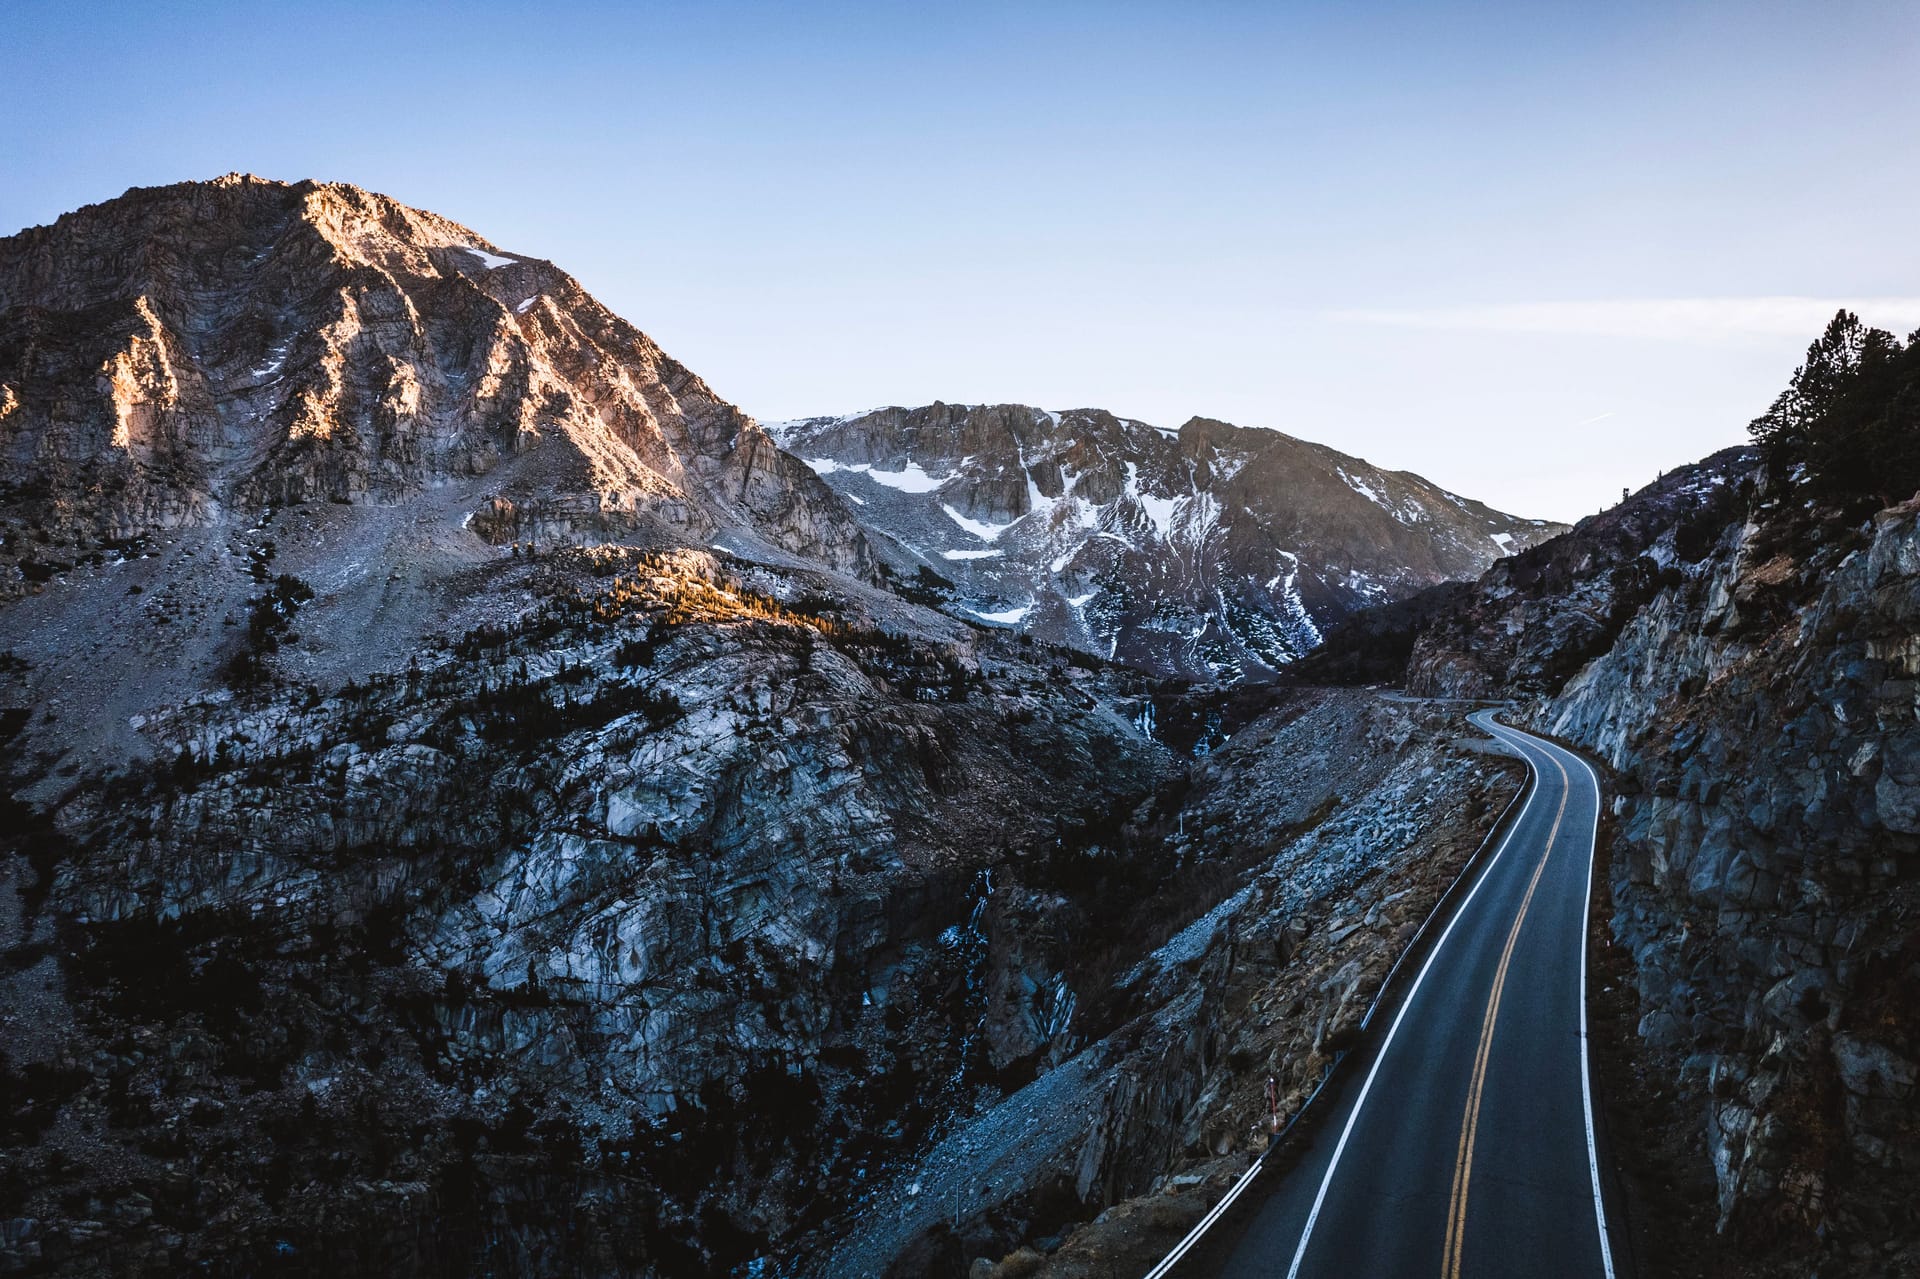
[1403,445,1760,696]
[0,173,874,598]
[773,403,1562,679]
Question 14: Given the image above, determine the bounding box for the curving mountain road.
[1188,711,1622,1278]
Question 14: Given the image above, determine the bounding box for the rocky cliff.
[0,538,1529,1278]
[1539,487,1920,1275]
[806,691,1525,1277]
[772,404,1561,680]
[0,543,1181,1275]
[1398,446,1757,699]
[1344,375,1920,1271]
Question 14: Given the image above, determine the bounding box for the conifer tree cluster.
[1749,310,1920,508]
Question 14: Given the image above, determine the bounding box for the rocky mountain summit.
[0,173,873,603]
[773,404,1560,679]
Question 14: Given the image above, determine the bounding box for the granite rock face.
[1541,494,1920,1270]
[774,405,1561,680]
[1392,451,1920,1273]
[0,538,1524,1278]
[1401,446,1756,698]
[807,691,1524,1278]
[0,174,875,599]
[0,546,1177,1275]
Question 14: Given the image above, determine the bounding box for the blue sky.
[6,1,1918,520]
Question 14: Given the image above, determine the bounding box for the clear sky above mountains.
[6,0,1917,521]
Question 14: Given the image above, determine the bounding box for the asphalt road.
[1196,711,1620,1278]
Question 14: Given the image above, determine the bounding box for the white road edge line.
[1139,1160,1263,1279]
[1141,711,1533,1279]
[1535,732,1619,1279]
[1281,709,1541,1279]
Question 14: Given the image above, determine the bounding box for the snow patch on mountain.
[460,245,516,270]
[941,504,1015,542]
[802,457,954,493]
[775,404,1562,679]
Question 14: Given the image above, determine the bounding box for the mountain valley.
[1,178,1916,1279]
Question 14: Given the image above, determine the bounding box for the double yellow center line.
[1440,751,1571,1279]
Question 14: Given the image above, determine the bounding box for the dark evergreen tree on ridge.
[1749,309,1920,508]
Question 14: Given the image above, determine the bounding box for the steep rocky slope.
[804,691,1525,1277]
[0,176,1546,1279]
[1400,446,1758,698]
[0,173,873,603]
[772,405,1560,680]
[0,545,1178,1275]
[0,544,1529,1278]
[1294,443,1755,692]
[1321,336,1920,1273]
[1538,487,1920,1276]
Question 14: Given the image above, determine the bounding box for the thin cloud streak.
[1332,298,1920,345]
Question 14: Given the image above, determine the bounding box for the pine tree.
[1749,310,1877,456]
[1749,309,1920,506]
